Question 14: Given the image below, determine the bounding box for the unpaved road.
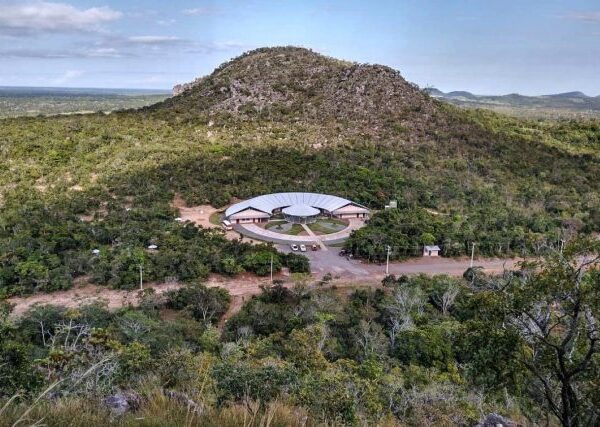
[6,256,522,318]
[6,274,269,318]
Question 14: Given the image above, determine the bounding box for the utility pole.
[386,245,391,275]
[470,242,476,268]
[139,264,143,291]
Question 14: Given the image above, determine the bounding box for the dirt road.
[5,256,521,318]
[6,274,272,318]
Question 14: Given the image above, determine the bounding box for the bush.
[283,252,310,273]
[212,361,298,404]
[166,284,231,325]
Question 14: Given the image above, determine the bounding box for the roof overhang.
[225,192,369,219]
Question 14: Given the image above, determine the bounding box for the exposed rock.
[103,391,142,416]
[475,413,519,427]
[173,76,206,96]
[158,46,445,141]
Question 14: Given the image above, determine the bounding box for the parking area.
[277,244,372,279]
[277,243,522,280]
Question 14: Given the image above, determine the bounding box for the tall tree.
[494,239,600,427]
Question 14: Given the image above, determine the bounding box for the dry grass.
[1,394,398,427]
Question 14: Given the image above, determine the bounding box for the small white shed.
[423,245,441,257]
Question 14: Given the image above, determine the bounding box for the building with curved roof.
[225,192,369,224]
[282,204,320,224]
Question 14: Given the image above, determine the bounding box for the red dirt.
[171,194,261,243]
[6,258,523,320]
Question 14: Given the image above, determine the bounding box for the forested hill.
[425,88,600,119]
[149,46,600,154]
[0,46,599,297]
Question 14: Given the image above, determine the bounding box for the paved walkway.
[237,219,365,245]
[300,224,328,250]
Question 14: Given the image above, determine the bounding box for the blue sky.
[0,0,599,94]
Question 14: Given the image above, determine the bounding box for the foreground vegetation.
[1,240,598,426]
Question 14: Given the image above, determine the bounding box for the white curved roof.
[282,204,320,217]
[225,192,366,218]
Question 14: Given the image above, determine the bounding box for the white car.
[300,244,307,252]
[290,244,299,251]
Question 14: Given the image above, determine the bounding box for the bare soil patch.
[172,194,219,229]
[6,255,526,322]
[7,279,182,317]
[171,194,247,242]
[6,273,276,320]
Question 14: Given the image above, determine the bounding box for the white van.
[221,219,233,231]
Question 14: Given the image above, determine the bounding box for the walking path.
[300,224,328,250]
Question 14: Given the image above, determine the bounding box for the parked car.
[300,244,307,252]
[291,244,299,251]
[311,244,318,251]
[338,249,348,256]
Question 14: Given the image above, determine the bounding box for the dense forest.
[0,115,598,293]
[1,241,598,426]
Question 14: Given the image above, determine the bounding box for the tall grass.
[0,395,303,427]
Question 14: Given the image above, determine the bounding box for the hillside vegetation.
[1,45,600,426]
[0,46,598,293]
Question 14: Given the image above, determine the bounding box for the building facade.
[224,192,370,224]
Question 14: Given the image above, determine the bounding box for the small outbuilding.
[423,245,441,257]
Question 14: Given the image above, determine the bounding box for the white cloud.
[184,41,248,54]
[568,12,600,23]
[52,69,84,85]
[127,35,184,45]
[183,7,216,16]
[0,2,121,35]
[86,47,122,58]
[0,46,126,58]
[157,19,176,26]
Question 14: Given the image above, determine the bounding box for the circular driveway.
[236,218,365,246]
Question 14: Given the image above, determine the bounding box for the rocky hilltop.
[159,46,440,139]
